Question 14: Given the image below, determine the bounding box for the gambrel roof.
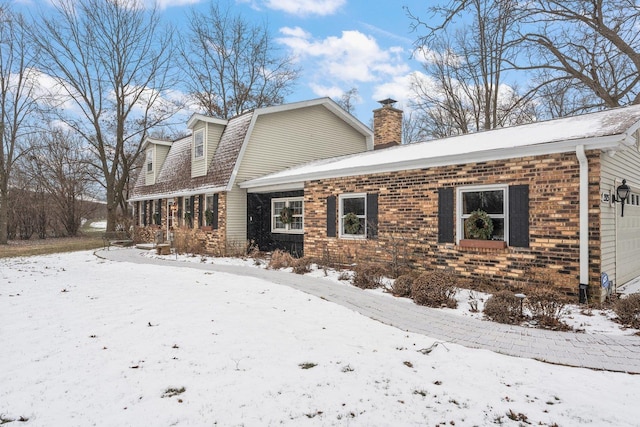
[240,104,640,191]
[129,98,372,201]
[129,111,253,200]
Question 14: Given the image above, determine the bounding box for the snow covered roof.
[240,104,640,190]
[130,112,253,201]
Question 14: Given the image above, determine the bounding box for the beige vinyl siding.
[236,105,368,182]
[600,144,640,288]
[144,144,171,185]
[225,186,247,246]
[191,122,226,178]
[156,145,170,173]
[207,122,225,163]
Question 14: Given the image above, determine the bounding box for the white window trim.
[339,193,367,239]
[193,129,205,160]
[456,184,509,244]
[271,197,304,234]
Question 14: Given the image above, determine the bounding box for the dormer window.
[146,148,153,172]
[194,129,204,159]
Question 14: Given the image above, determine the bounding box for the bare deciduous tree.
[402,111,430,144]
[516,0,640,109]
[336,87,360,115]
[407,0,536,137]
[0,5,40,244]
[410,0,640,116]
[181,1,299,119]
[31,0,179,232]
[26,130,94,237]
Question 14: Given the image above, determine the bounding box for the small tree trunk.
[0,187,8,245]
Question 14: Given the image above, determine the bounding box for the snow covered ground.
[1,250,639,426]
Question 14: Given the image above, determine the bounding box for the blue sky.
[21,0,431,124]
[172,0,430,122]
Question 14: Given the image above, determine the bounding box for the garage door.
[616,197,640,285]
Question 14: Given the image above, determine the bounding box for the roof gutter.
[128,186,226,202]
[575,145,589,303]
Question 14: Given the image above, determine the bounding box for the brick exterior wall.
[135,193,229,256]
[304,151,603,297]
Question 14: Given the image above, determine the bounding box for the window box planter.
[459,239,507,249]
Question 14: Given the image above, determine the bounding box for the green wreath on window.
[465,209,494,240]
[343,212,362,235]
[279,206,293,224]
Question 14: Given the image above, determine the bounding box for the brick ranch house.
[131,98,640,302]
[239,103,640,302]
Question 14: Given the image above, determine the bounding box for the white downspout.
[576,145,589,302]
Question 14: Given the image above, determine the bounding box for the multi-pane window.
[272,197,303,233]
[194,129,204,159]
[205,194,216,226]
[184,197,193,228]
[146,149,153,172]
[458,185,507,241]
[339,193,366,238]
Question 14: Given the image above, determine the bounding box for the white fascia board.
[128,186,226,202]
[241,181,304,193]
[240,134,628,189]
[225,115,257,191]
[141,137,173,151]
[186,113,228,129]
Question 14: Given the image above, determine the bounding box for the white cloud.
[152,0,201,9]
[372,71,435,113]
[278,27,410,84]
[308,83,344,99]
[263,0,345,16]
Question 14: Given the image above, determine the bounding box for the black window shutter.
[212,194,219,229]
[366,193,378,239]
[177,197,183,224]
[142,200,148,226]
[326,196,336,237]
[157,199,162,225]
[190,195,195,228]
[198,195,203,227]
[509,185,529,247]
[136,201,140,226]
[438,188,454,243]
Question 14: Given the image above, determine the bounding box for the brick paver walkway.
[96,248,640,374]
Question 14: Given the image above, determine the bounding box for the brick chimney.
[373,98,402,150]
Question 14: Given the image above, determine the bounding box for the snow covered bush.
[351,264,386,289]
[268,249,295,269]
[410,270,458,308]
[614,294,640,328]
[483,291,521,324]
[390,272,418,297]
[292,257,313,274]
[524,286,569,329]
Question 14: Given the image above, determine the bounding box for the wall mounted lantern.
[614,179,631,217]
